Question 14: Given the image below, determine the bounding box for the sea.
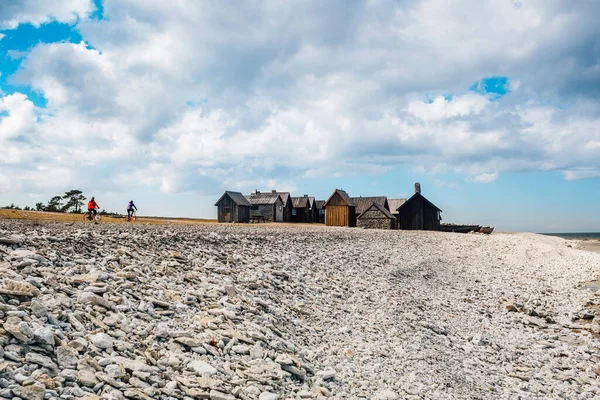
[541,232,600,240]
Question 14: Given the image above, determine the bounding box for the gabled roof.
[274,192,291,205]
[315,200,325,209]
[324,189,355,207]
[246,193,282,205]
[388,198,407,214]
[214,191,252,207]
[308,197,315,208]
[357,202,395,219]
[397,192,442,212]
[291,197,310,208]
[350,196,388,215]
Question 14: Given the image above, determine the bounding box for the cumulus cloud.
[0,0,94,29]
[1,0,600,197]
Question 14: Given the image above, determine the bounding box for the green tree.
[61,189,86,213]
[23,206,31,211]
[35,202,44,211]
[46,196,63,212]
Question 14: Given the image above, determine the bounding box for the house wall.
[282,198,292,222]
[216,195,249,223]
[250,199,283,222]
[357,209,394,229]
[292,206,311,223]
[398,196,440,230]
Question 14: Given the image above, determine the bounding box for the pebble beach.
[1,220,600,399]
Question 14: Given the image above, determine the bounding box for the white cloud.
[1,0,600,198]
[467,172,499,183]
[0,0,95,29]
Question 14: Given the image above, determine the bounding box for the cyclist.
[127,200,137,219]
[87,197,100,217]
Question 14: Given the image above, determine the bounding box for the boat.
[480,226,494,234]
[440,223,482,233]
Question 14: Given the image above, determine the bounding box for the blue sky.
[1,0,599,232]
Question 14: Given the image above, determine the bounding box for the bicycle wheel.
[94,215,103,223]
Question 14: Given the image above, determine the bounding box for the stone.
[91,332,114,349]
[189,360,218,376]
[25,352,57,370]
[33,327,55,346]
[209,390,235,400]
[259,393,279,400]
[56,345,79,369]
[77,369,100,387]
[250,343,263,359]
[316,369,336,380]
[12,383,45,400]
[3,317,34,343]
[78,292,117,311]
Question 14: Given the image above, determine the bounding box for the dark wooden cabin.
[396,183,442,230]
[308,197,318,223]
[387,198,407,229]
[215,191,251,223]
[246,191,284,222]
[357,203,395,229]
[291,195,313,223]
[274,191,293,222]
[315,200,325,224]
[324,189,356,227]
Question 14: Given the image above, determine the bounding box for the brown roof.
[357,202,395,219]
[315,200,325,209]
[214,191,252,207]
[245,193,282,205]
[388,198,407,213]
[350,196,388,215]
[307,197,315,208]
[291,197,310,208]
[274,192,291,205]
[324,189,355,207]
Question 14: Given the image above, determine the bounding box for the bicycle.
[126,210,137,222]
[83,210,102,223]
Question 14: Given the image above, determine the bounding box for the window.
[251,206,259,211]
[292,209,297,216]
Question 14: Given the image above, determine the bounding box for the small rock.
[91,333,114,349]
[189,360,218,376]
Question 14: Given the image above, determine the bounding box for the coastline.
[573,239,600,254]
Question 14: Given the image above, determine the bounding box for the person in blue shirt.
[127,200,137,218]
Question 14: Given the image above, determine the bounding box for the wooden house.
[324,189,356,227]
[396,183,442,230]
[215,191,251,223]
[315,200,325,224]
[351,196,389,218]
[308,197,318,223]
[357,202,395,229]
[274,191,293,222]
[245,191,284,222]
[387,198,407,229]
[291,195,312,223]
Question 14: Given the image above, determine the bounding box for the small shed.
[315,200,325,224]
[324,189,356,227]
[215,191,251,223]
[246,191,284,222]
[274,191,293,222]
[357,202,395,229]
[291,195,312,223]
[351,196,389,218]
[396,183,442,230]
[387,198,407,229]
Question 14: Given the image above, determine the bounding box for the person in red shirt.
[87,197,100,216]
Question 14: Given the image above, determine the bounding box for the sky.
[0,0,599,232]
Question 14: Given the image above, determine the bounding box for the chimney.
[255,190,260,194]
[272,190,276,193]
[414,182,421,194]
[304,194,308,197]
